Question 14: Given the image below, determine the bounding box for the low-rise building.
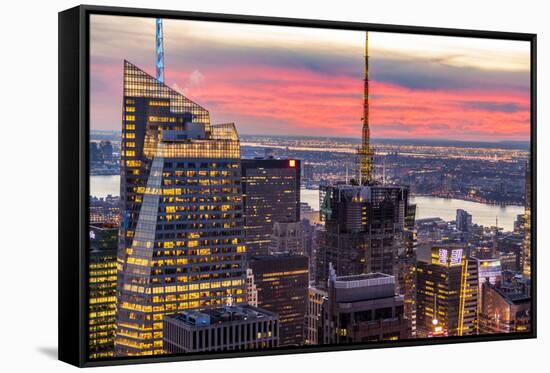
[163,305,279,353]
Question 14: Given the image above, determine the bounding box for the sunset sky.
[90,15,531,141]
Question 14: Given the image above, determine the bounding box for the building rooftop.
[487,282,531,305]
[166,305,277,327]
[332,273,395,289]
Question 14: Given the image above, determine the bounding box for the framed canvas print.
[58,5,537,367]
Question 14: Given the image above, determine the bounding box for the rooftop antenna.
[156,18,165,83]
[357,32,374,185]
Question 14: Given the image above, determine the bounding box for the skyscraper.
[241,158,301,257]
[248,254,309,346]
[117,60,211,271]
[416,245,478,337]
[89,224,118,359]
[317,183,410,286]
[456,209,472,232]
[313,33,412,289]
[397,202,417,337]
[115,61,247,356]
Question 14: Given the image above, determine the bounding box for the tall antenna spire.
[358,32,374,185]
[156,18,165,83]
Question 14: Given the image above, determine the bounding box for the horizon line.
[90,128,530,144]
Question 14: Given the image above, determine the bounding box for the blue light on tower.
[156,18,164,83]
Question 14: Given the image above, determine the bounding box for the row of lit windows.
[149,100,170,107]
[120,294,246,314]
[149,116,176,123]
[164,170,234,178]
[142,133,239,155]
[89,296,116,304]
[89,275,117,284]
[162,204,238,213]
[131,187,241,197]
[162,178,239,186]
[89,310,116,319]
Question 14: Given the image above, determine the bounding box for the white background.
[0,0,547,371]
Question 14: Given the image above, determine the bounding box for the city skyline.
[90,15,531,142]
[86,15,532,360]
[91,130,531,146]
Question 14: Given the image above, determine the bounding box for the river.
[91,175,523,232]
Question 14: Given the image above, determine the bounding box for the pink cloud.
[91,60,530,141]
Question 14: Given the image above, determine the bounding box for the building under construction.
[315,33,414,288]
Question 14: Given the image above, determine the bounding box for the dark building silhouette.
[456,209,472,232]
[241,158,301,257]
[317,183,411,286]
[479,281,531,334]
[99,140,114,162]
[248,254,309,346]
[323,269,409,343]
[397,202,417,337]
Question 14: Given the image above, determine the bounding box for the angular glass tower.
[115,61,246,356]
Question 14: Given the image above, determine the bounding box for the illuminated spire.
[156,18,165,83]
[358,32,374,185]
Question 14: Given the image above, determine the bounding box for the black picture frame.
[59,4,537,368]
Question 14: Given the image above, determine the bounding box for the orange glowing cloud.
[89,15,531,142]
[162,64,530,141]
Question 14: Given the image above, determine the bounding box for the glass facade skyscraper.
[115,61,247,356]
